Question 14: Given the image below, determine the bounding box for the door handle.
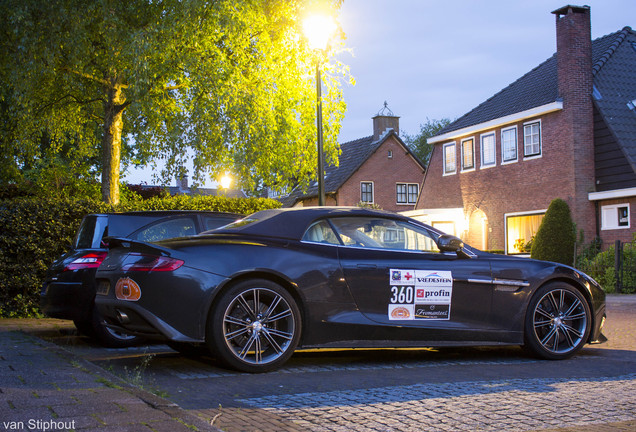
[356,264,377,269]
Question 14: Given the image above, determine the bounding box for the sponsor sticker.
[388,304,414,320]
[115,277,142,301]
[389,269,453,320]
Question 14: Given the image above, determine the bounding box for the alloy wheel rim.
[532,289,587,354]
[223,288,295,365]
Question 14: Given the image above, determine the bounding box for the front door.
[329,216,494,341]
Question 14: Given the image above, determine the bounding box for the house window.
[601,204,630,230]
[443,143,456,175]
[480,133,496,167]
[408,184,419,204]
[524,121,541,157]
[396,183,419,204]
[388,150,393,159]
[501,127,517,163]
[505,212,545,254]
[360,182,374,203]
[461,138,475,171]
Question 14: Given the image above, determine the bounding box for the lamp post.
[303,14,336,206]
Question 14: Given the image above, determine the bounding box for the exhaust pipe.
[115,310,130,324]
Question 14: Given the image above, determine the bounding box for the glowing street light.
[303,13,337,206]
[219,173,232,195]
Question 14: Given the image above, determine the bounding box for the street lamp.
[303,14,337,206]
[219,173,232,196]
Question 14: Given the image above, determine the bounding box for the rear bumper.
[40,281,93,321]
[95,298,203,343]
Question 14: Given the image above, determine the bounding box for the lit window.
[506,212,545,254]
[601,204,630,230]
[461,138,475,171]
[502,127,518,163]
[360,182,374,203]
[443,143,456,175]
[524,121,541,157]
[396,183,419,204]
[481,133,496,167]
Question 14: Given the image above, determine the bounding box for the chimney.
[551,5,596,245]
[372,101,400,141]
[552,5,592,108]
[176,174,189,191]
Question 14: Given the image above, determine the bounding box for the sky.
[123,0,636,186]
[336,0,636,142]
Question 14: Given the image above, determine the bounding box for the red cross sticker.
[404,272,413,280]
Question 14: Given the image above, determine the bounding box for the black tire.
[207,279,301,373]
[73,317,96,337]
[90,307,143,348]
[166,341,210,357]
[524,283,591,360]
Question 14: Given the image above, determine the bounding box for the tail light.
[64,252,108,271]
[121,253,184,272]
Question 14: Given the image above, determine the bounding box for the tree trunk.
[101,82,126,205]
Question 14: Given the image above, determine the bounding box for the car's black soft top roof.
[212,207,411,240]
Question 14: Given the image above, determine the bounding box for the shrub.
[531,198,576,265]
[577,236,636,293]
[0,194,281,317]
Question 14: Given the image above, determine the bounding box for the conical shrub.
[530,198,576,265]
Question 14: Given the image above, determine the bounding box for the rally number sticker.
[388,269,453,320]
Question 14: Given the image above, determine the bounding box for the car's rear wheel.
[524,283,591,360]
[208,279,301,373]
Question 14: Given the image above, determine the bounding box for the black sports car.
[42,211,239,347]
[95,207,606,372]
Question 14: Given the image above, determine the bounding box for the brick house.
[283,105,426,211]
[411,5,636,254]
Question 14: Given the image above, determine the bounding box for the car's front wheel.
[524,283,591,360]
[208,279,301,373]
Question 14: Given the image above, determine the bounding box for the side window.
[131,217,197,242]
[443,142,456,175]
[329,217,440,252]
[302,220,341,245]
[204,215,237,231]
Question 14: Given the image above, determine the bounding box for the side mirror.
[437,234,464,252]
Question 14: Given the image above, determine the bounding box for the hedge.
[0,194,281,317]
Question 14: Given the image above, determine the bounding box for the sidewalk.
[1,294,634,432]
[0,323,218,432]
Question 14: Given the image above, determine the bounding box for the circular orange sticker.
[115,277,141,301]
[391,306,410,319]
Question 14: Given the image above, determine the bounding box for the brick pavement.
[0,326,218,432]
[1,294,635,432]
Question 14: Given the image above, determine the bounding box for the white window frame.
[460,137,475,172]
[443,142,456,175]
[480,132,496,168]
[396,183,419,205]
[601,203,630,230]
[360,181,374,204]
[523,120,542,159]
[501,126,518,164]
[504,209,547,255]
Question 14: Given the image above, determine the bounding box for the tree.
[531,198,577,265]
[0,0,350,203]
[403,118,451,166]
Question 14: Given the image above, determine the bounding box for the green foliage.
[0,194,280,317]
[530,198,576,265]
[0,0,351,202]
[576,235,636,294]
[403,118,452,166]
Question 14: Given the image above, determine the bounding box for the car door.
[330,216,495,340]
